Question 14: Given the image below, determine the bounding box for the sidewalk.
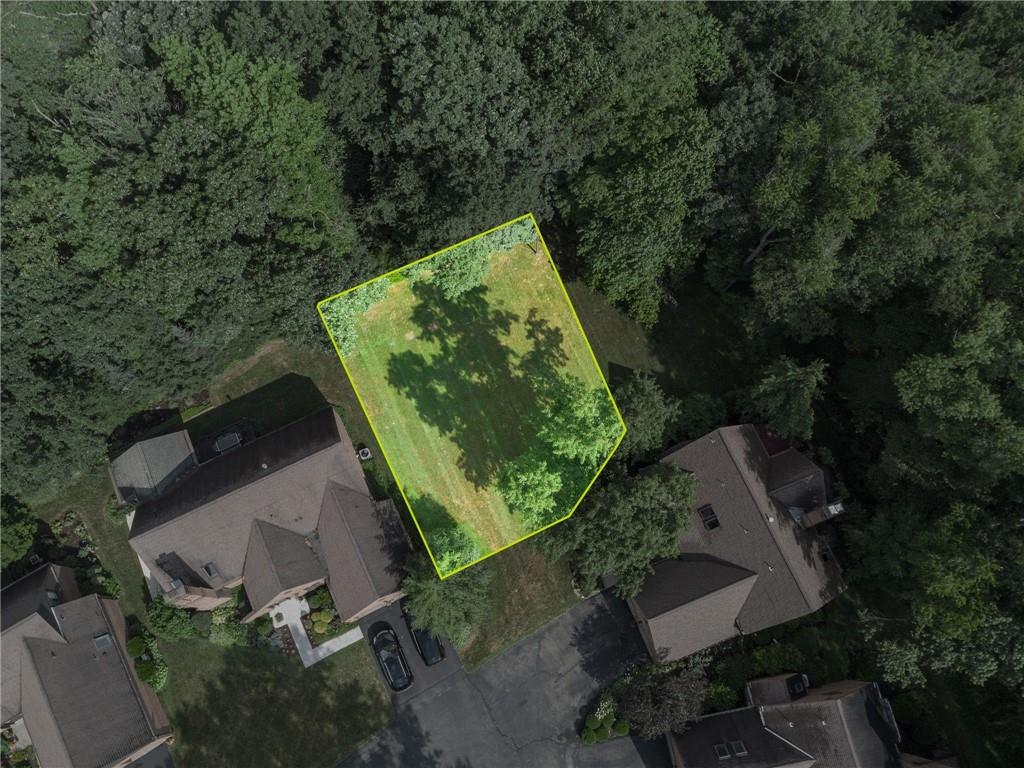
[272,596,363,668]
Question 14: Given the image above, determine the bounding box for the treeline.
[2,2,1022,761]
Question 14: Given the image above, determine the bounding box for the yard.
[160,640,390,768]
[329,240,622,575]
[458,539,579,670]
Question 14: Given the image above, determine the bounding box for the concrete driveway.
[339,593,670,768]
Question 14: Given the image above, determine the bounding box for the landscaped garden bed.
[300,586,354,645]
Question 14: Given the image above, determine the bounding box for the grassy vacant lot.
[161,640,390,768]
[336,244,622,574]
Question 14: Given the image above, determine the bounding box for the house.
[669,674,901,767]
[125,407,410,622]
[1,564,173,768]
[629,426,845,662]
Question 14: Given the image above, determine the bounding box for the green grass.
[160,640,390,768]
[458,540,579,670]
[337,245,621,569]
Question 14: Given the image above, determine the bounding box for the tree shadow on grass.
[385,282,574,492]
[167,644,390,768]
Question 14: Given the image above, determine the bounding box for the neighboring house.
[125,407,410,622]
[669,674,901,767]
[629,426,845,662]
[1,564,173,768]
[109,430,197,506]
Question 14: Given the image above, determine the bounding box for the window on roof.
[729,740,748,756]
[93,633,112,652]
[45,589,59,606]
[714,743,731,760]
[699,505,720,530]
[202,562,220,580]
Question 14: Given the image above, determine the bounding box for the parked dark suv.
[371,626,413,691]
[402,604,446,666]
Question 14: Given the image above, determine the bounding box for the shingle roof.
[129,408,371,595]
[20,595,169,768]
[647,426,842,656]
[671,706,815,768]
[317,484,409,620]
[242,520,326,616]
[636,554,758,662]
[109,430,196,505]
[760,681,901,768]
[1,564,78,724]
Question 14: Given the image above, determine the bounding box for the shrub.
[593,693,615,721]
[208,621,251,647]
[191,611,214,635]
[593,728,610,743]
[104,496,126,524]
[612,719,630,737]
[584,713,601,731]
[147,598,197,641]
[125,636,148,658]
[600,712,615,729]
[704,681,739,713]
[581,729,598,745]
[313,621,329,635]
[134,654,168,692]
[253,615,274,637]
[751,642,805,677]
[306,592,323,610]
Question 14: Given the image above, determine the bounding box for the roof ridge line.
[719,427,815,613]
[325,482,378,591]
[758,705,818,762]
[130,440,339,540]
[251,520,284,595]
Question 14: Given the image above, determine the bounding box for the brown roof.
[242,520,325,616]
[317,484,409,621]
[1,564,79,723]
[642,426,843,659]
[18,595,170,768]
[635,554,757,662]
[129,408,370,595]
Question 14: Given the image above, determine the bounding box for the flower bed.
[301,586,355,646]
[580,692,630,745]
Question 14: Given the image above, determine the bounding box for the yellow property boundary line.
[316,212,627,580]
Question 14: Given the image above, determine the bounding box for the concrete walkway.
[272,596,363,668]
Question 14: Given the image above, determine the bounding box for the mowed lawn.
[161,640,390,768]
[343,245,614,561]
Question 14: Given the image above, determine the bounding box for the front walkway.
[272,596,363,668]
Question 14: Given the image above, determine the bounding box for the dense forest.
[2,2,1021,764]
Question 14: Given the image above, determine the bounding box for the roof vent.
[214,432,242,454]
[826,501,845,518]
[93,633,113,652]
[261,463,269,470]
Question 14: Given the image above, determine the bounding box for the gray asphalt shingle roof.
[639,426,844,660]
[109,430,196,505]
[242,520,326,616]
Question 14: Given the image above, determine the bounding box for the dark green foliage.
[614,372,682,462]
[402,554,491,647]
[744,357,827,440]
[751,643,805,677]
[612,719,630,737]
[581,729,597,746]
[0,495,36,568]
[125,636,148,658]
[253,615,274,638]
[546,464,697,598]
[584,713,601,731]
[675,393,727,441]
[703,682,739,714]
[190,611,214,636]
[147,599,198,642]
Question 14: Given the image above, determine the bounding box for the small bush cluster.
[147,598,198,641]
[580,692,629,745]
[130,630,169,692]
[304,588,343,643]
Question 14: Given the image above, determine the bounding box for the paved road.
[340,593,670,768]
